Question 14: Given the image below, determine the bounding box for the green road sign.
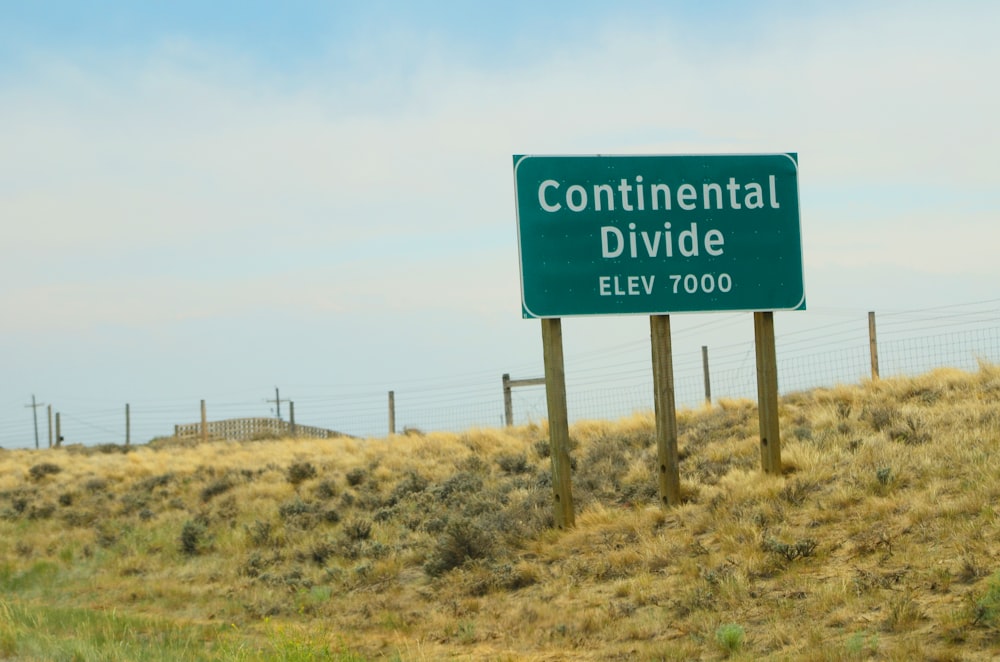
[513,154,805,318]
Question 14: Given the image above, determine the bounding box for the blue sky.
[1,1,998,447]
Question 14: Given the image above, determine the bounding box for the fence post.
[125,403,131,447]
[701,345,712,404]
[47,405,53,448]
[289,402,297,437]
[502,374,513,427]
[200,400,208,444]
[388,391,396,435]
[501,375,546,427]
[868,311,880,380]
[55,412,62,448]
[27,395,41,450]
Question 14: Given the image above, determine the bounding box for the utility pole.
[266,387,287,420]
[25,395,44,450]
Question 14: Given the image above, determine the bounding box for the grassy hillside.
[2,365,1000,660]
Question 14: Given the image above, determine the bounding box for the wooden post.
[55,412,62,448]
[868,311,880,380]
[502,374,513,427]
[200,400,208,444]
[650,315,681,506]
[289,401,297,437]
[754,312,782,474]
[27,395,41,450]
[502,374,545,427]
[125,403,131,447]
[47,405,53,448]
[701,345,712,404]
[541,318,574,528]
[388,391,396,435]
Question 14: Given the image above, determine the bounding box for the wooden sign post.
[754,312,782,474]
[650,315,681,506]
[541,318,575,528]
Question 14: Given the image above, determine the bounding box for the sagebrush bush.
[286,462,317,486]
[314,479,337,499]
[200,478,234,502]
[246,520,272,546]
[388,470,428,505]
[278,498,320,530]
[342,518,373,542]
[433,472,482,505]
[345,468,366,487]
[28,463,62,481]
[425,517,498,577]
[179,520,207,555]
[496,453,530,475]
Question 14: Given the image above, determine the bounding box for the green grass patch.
[0,598,373,662]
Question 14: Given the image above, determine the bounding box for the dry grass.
[3,365,1000,659]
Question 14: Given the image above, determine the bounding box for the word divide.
[537,175,781,215]
[513,154,804,317]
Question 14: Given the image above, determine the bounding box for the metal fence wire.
[2,301,998,448]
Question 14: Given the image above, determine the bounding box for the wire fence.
[2,299,999,449]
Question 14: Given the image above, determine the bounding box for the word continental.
[537,175,781,215]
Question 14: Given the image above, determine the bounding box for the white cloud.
[0,2,997,336]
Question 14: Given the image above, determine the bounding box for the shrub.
[28,502,56,520]
[314,479,337,499]
[10,494,30,515]
[433,472,483,505]
[278,498,319,529]
[343,518,373,542]
[84,478,108,493]
[200,478,234,503]
[345,468,366,487]
[322,508,341,524]
[762,537,817,562]
[496,453,530,475]
[533,440,551,459]
[309,540,336,566]
[29,463,62,480]
[424,518,497,577]
[138,473,173,491]
[286,462,317,486]
[389,470,429,505]
[876,467,892,486]
[246,520,272,547]
[180,519,208,555]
